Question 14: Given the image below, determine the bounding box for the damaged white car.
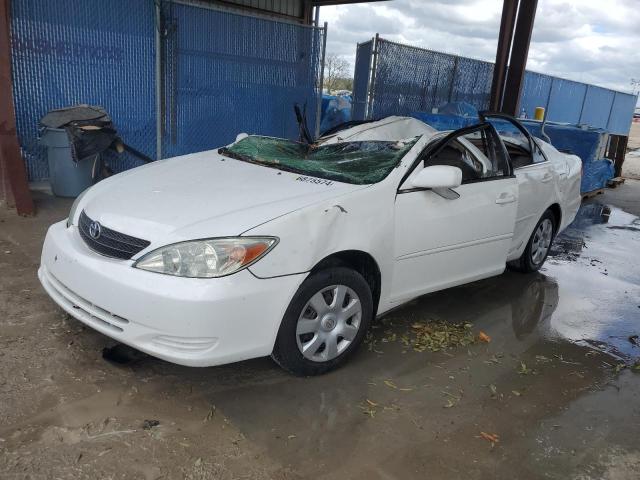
[39,114,582,375]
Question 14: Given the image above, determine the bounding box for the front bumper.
[39,221,305,367]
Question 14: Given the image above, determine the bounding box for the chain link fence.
[354,37,637,136]
[10,0,324,181]
[159,1,324,158]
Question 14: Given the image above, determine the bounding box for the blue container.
[40,128,94,197]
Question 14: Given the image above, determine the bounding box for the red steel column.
[489,0,518,112]
[0,0,34,215]
[501,0,538,116]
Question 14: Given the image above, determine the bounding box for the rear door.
[390,124,518,304]
[480,113,556,258]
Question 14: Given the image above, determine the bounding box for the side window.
[424,126,509,183]
[483,116,546,168]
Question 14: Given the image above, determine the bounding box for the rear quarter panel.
[539,142,582,232]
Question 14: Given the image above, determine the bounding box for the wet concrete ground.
[1,184,639,479]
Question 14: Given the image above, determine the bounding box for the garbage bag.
[40,104,119,162]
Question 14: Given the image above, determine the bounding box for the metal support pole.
[544,76,553,112]
[155,0,163,160]
[366,33,380,119]
[489,0,518,112]
[578,84,589,125]
[606,91,617,131]
[314,22,327,139]
[0,0,34,215]
[502,0,538,116]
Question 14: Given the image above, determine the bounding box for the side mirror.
[410,165,462,190]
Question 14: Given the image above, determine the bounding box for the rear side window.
[483,117,546,167]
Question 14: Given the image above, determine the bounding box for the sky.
[318,0,640,96]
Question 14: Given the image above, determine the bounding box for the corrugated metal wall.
[354,37,638,136]
[217,0,303,18]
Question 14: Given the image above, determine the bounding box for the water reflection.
[550,203,612,261]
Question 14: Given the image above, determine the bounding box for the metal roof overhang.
[313,1,389,5]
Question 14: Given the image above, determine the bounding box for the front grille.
[79,210,150,260]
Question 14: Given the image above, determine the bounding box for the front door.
[390,124,518,304]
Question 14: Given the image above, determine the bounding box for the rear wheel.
[509,209,556,273]
[272,267,373,376]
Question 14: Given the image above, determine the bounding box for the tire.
[271,267,373,376]
[509,209,557,273]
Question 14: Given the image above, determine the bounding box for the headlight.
[67,188,89,227]
[133,237,278,278]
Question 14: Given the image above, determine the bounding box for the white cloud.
[319,0,640,95]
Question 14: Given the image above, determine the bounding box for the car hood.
[81,150,366,245]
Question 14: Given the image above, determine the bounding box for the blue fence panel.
[607,92,637,135]
[162,3,322,158]
[10,0,156,181]
[546,78,588,124]
[520,71,552,118]
[351,39,372,121]
[449,56,493,111]
[580,86,615,129]
[359,38,636,136]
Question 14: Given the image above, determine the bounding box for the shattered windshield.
[219,136,420,185]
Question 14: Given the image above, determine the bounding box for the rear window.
[220,136,419,185]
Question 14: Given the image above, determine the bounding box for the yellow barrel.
[534,106,545,121]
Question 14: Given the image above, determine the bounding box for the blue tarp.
[409,106,614,193]
[320,94,352,134]
[438,101,478,117]
[521,120,613,193]
[410,102,479,130]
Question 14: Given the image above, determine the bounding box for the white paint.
[410,165,462,189]
[39,117,581,368]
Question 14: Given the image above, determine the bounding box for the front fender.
[246,183,396,308]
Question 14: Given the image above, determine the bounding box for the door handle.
[495,193,516,205]
[541,173,553,183]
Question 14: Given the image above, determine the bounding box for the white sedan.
[39,114,582,375]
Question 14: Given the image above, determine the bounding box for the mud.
[1,185,639,480]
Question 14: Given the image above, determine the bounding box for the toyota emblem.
[88,221,102,240]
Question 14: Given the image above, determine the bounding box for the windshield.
[219,135,420,185]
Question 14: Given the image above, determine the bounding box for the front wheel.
[509,209,556,273]
[271,267,373,376]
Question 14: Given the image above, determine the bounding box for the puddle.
[545,203,640,362]
[194,202,640,477]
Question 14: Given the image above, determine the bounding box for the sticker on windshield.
[295,176,334,186]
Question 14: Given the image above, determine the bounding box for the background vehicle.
[39,115,582,375]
